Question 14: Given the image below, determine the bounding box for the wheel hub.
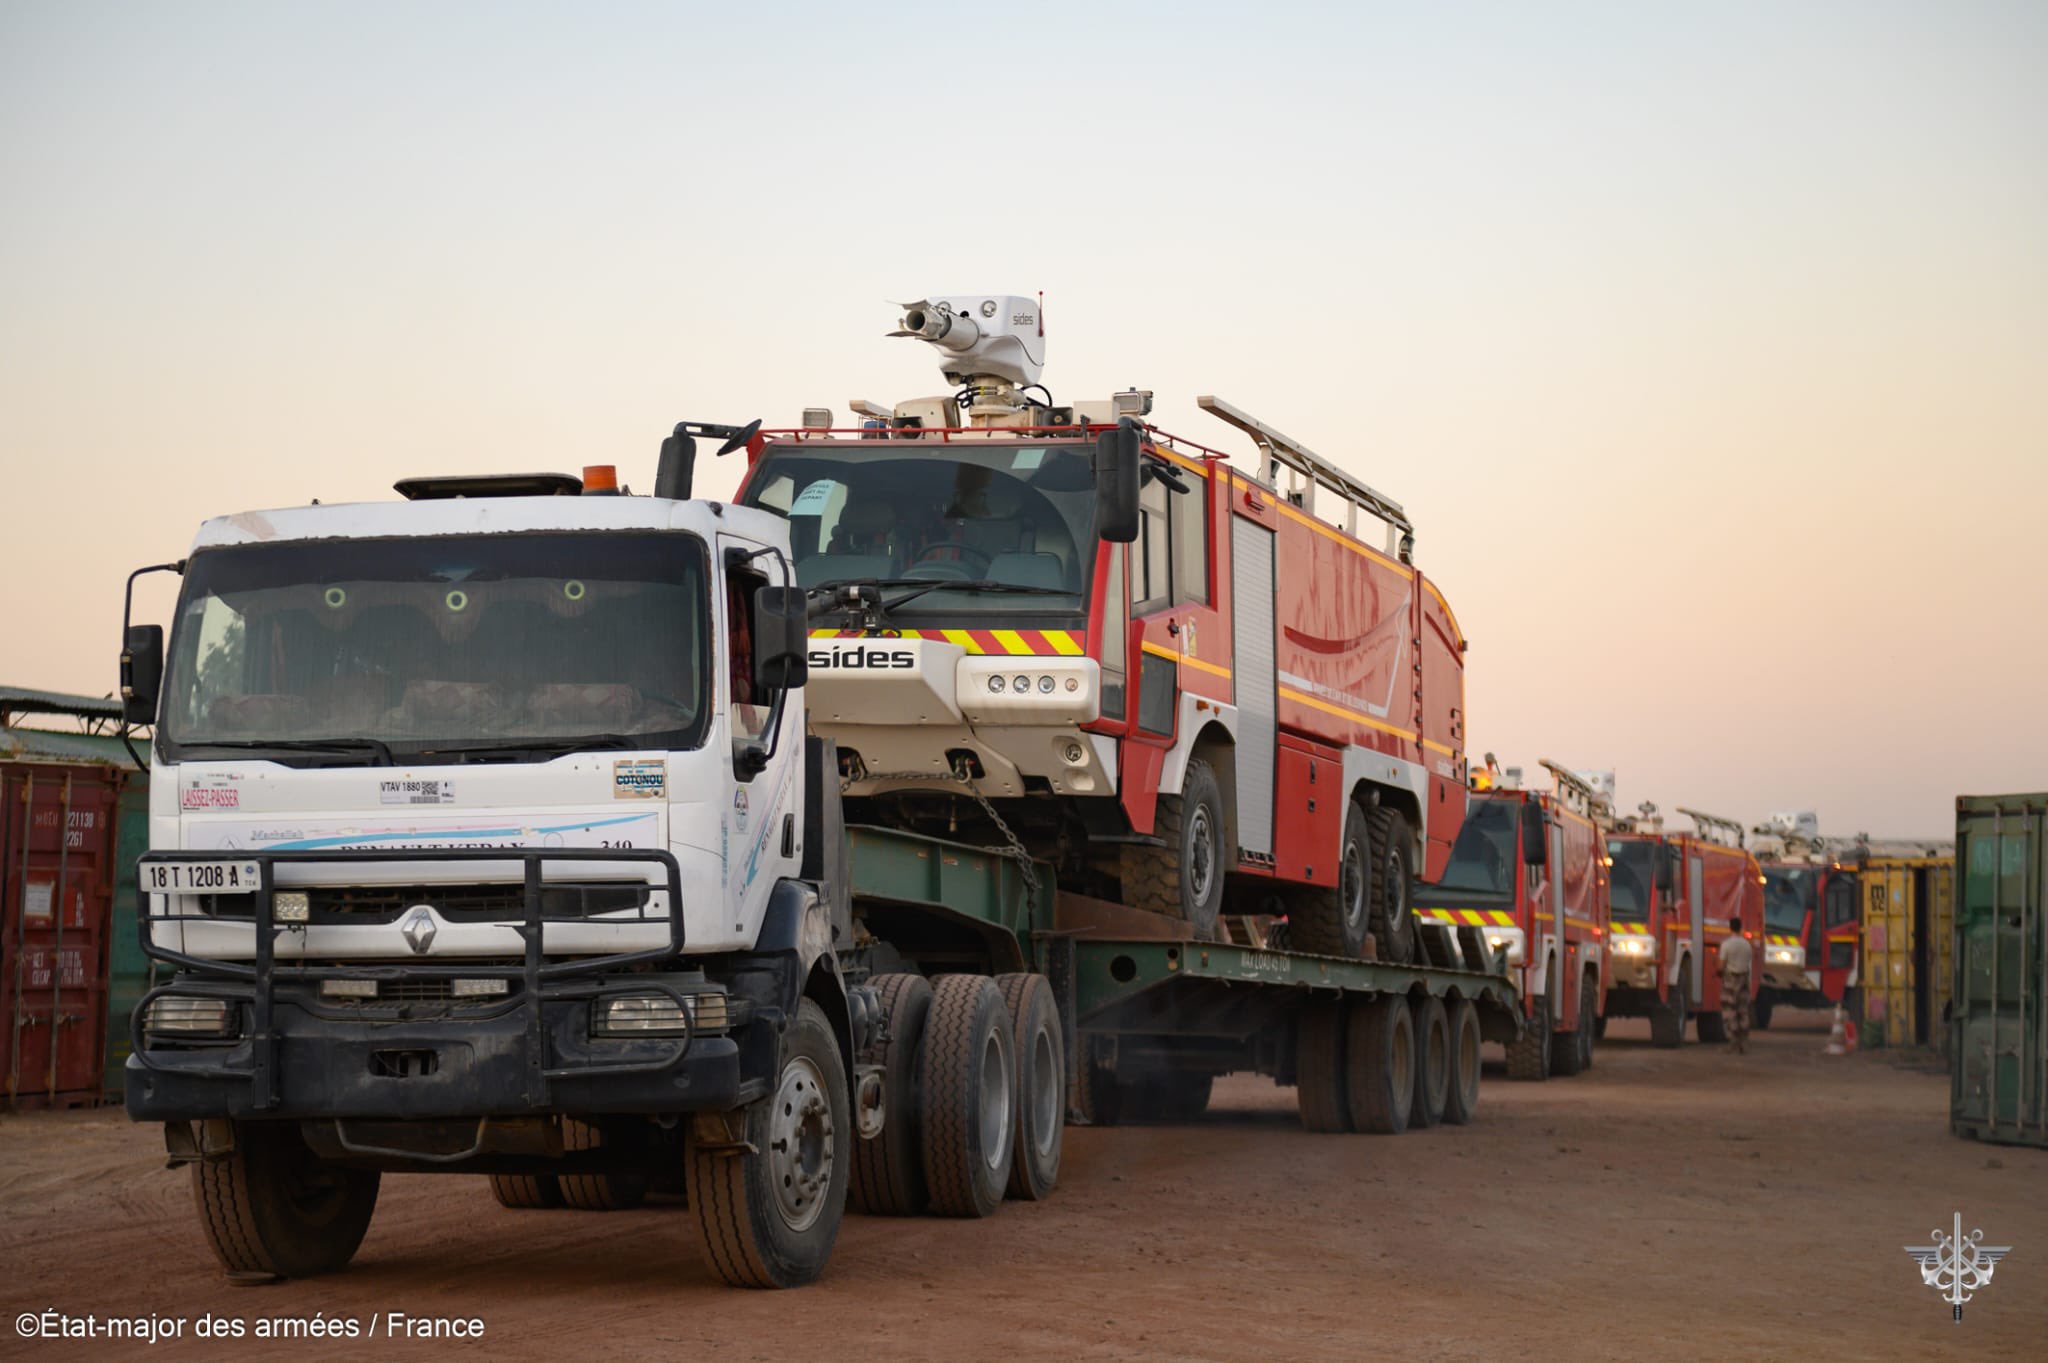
[1187,806,1216,904]
[769,1055,833,1232]
[979,1030,1014,1173]
[1341,841,1368,930]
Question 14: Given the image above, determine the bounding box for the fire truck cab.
[1604,807,1764,1046]
[1752,813,1862,1026]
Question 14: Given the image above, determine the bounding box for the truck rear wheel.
[1443,999,1481,1125]
[1295,998,1350,1132]
[1695,1006,1728,1044]
[1289,804,1373,960]
[849,973,932,1216]
[919,975,1015,1218]
[686,998,848,1288]
[1505,986,1552,1081]
[1369,808,1418,965]
[558,1119,649,1211]
[1347,995,1415,1134]
[191,1120,380,1280]
[1552,976,1588,1078]
[1651,964,1690,1049]
[1409,995,1450,1129]
[1120,758,1226,937]
[488,1174,562,1209]
[995,972,1064,1202]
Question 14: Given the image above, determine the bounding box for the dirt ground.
[2,1010,2041,1362]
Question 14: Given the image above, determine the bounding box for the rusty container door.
[2,763,122,1109]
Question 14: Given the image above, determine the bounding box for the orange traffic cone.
[1825,1004,1852,1055]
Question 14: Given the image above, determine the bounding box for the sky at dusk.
[2,1,2042,837]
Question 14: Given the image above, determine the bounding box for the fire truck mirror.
[120,623,164,724]
[752,586,810,691]
[1656,846,1678,895]
[1093,418,1142,542]
[1521,809,1548,867]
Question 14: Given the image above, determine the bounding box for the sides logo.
[807,647,915,670]
[1905,1212,2012,1322]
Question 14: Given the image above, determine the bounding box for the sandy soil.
[2,1011,2041,1362]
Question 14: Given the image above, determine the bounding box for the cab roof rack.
[394,473,583,501]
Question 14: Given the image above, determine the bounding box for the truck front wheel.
[686,999,849,1288]
[1121,758,1227,937]
[191,1120,380,1280]
[1651,963,1690,1049]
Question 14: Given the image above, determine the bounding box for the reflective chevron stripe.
[809,627,1084,656]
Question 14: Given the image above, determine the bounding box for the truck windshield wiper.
[183,737,396,766]
[414,733,656,760]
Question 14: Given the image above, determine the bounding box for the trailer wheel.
[1121,758,1226,937]
[558,1119,649,1211]
[1409,995,1450,1129]
[1753,995,1774,1030]
[1651,963,1690,1049]
[919,975,1016,1218]
[1289,804,1373,959]
[191,1120,380,1279]
[1295,998,1350,1132]
[1369,807,1418,965]
[1071,1053,1121,1127]
[1347,995,1415,1134]
[1443,999,1482,1125]
[488,1174,562,1209]
[995,973,1064,1202]
[849,973,933,1216]
[1505,985,1552,1081]
[686,998,848,1288]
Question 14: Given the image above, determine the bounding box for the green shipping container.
[101,773,152,1101]
[1951,793,2048,1148]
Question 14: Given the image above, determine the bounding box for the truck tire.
[558,1119,649,1211]
[1295,998,1350,1132]
[1578,976,1598,1072]
[1369,807,1419,965]
[488,1174,562,1209]
[1651,963,1690,1049]
[1071,1053,1121,1127]
[1409,994,1450,1129]
[995,972,1064,1202]
[1443,998,1481,1126]
[1552,974,1588,1078]
[1505,985,1552,1081]
[686,998,849,1288]
[1753,995,1774,1030]
[1347,995,1415,1134]
[919,975,1016,1218]
[1289,804,1373,960]
[191,1120,380,1280]
[1695,1006,1727,1044]
[849,972,932,1216]
[1120,758,1226,937]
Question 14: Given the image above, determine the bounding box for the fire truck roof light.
[802,408,834,430]
[582,464,618,493]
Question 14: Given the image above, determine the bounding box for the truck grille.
[203,882,653,924]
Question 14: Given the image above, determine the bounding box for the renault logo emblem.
[399,906,438,955]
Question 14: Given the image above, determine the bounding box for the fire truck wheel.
[191,1120,380,1279]
[686,998,849,1288]
[1651,964,1690,1048]
[1443,999,1482,1125]
[558,1119,650,1211]
[1593,1014,1608,1041]
[995,973,1064,1201]
[1408,994,1450,1130]
[1295,998,1350,1132]
[1695,1008,1727,1044]
[1289,805,1374,959]
[1753,995,1775,1030]
[1369,808,1419,965]
[487,1174,563,1209]
[919,975,1016,1218]
[1573,976,1597,1073]
[849,973,933,1216]
[1347,994,1415,1134]
[1505,985,1552,1081]
[1120,758,1227,937]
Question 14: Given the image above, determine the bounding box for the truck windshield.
[740,442,1094,619]
[1607,839,1656,920]
[159,531,710,764]
[1436,798,1519,896]
[1764,867,1816,933]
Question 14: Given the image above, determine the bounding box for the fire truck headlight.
[1613,935,1656,959]
[1483,928,1525,966]
[1766,944,1805,967]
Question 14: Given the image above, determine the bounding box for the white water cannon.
[890,295,1045,390]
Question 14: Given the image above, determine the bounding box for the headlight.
[592,991,746,1037]
[1482,927,1526,966]
[1765,944,1805,967]
[1613,935,1658,960]
[143,997,239,1038]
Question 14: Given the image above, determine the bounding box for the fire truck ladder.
[1539,759,1615,825]
[1197,396,1414,561]
[1677,807,1746,849]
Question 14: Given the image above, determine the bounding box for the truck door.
[1820,871,1859,1003]
[1688,851,1706,1006]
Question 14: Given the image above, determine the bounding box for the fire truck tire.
[1409,994,1450,1130]
[995,972,1064,1201]
[1594,1014,1608,1041]
[1289,804,1374,959]
[1695,1008,1727,1044]
[1651,964,1690,1048]
[1753,995,1775,1030]
[1443,999,1482,1125]
[1347,995,1414,1134]
[191,1120,380,1279]
[488,1174,563,1209]
[558,1119,649,1211]
[1369,808,1419,965]
[919,975,1016,1218]
[1295,998,1350,1132]
[686,998,849,1288]
[1120,759,1226,937]
[1578,979,1598,1072]
[1505,987,1552,1081]
[849,972,933,1216]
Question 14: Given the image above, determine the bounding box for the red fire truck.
[1414,760,1608,1079]
[729,295,1467,962]
[1603,808,1763,1046]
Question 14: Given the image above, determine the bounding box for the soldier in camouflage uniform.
[1718,916,1754,1054]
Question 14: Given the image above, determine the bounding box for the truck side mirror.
[1521,810,1548,867]
[1093,418,1142,542]
[752,585,809,693]
[120,624,164,725]
[1655,847,1677,896]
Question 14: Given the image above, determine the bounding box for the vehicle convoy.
[1602,807,1763,1046]
[1413,760,1609,1080]
[732,296,1469,963]
[114,297,1520,1290]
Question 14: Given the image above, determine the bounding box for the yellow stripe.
[1154,445,1210,478]
[990,629,1032,655]
[1277,685,1418,740]
[1491,911,1515,926]
[1423,577,1465,646]
[939,628,981,654]
[1421,738,1458,758]
[1045,630,1083,656]
[1277,503,1414,579]
[1141,640,1233,679]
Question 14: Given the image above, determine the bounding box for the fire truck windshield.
[158,531,711,765]
[742,443,1094,620]
[1764,867,1816,933]
[1607,839,1656,920]
[1437,798,1519,896]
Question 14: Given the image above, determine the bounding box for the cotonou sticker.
[614,759,667,799]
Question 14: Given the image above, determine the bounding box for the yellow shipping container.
[1857,856,1954,1049]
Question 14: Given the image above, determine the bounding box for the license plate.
[144,860,263,894]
